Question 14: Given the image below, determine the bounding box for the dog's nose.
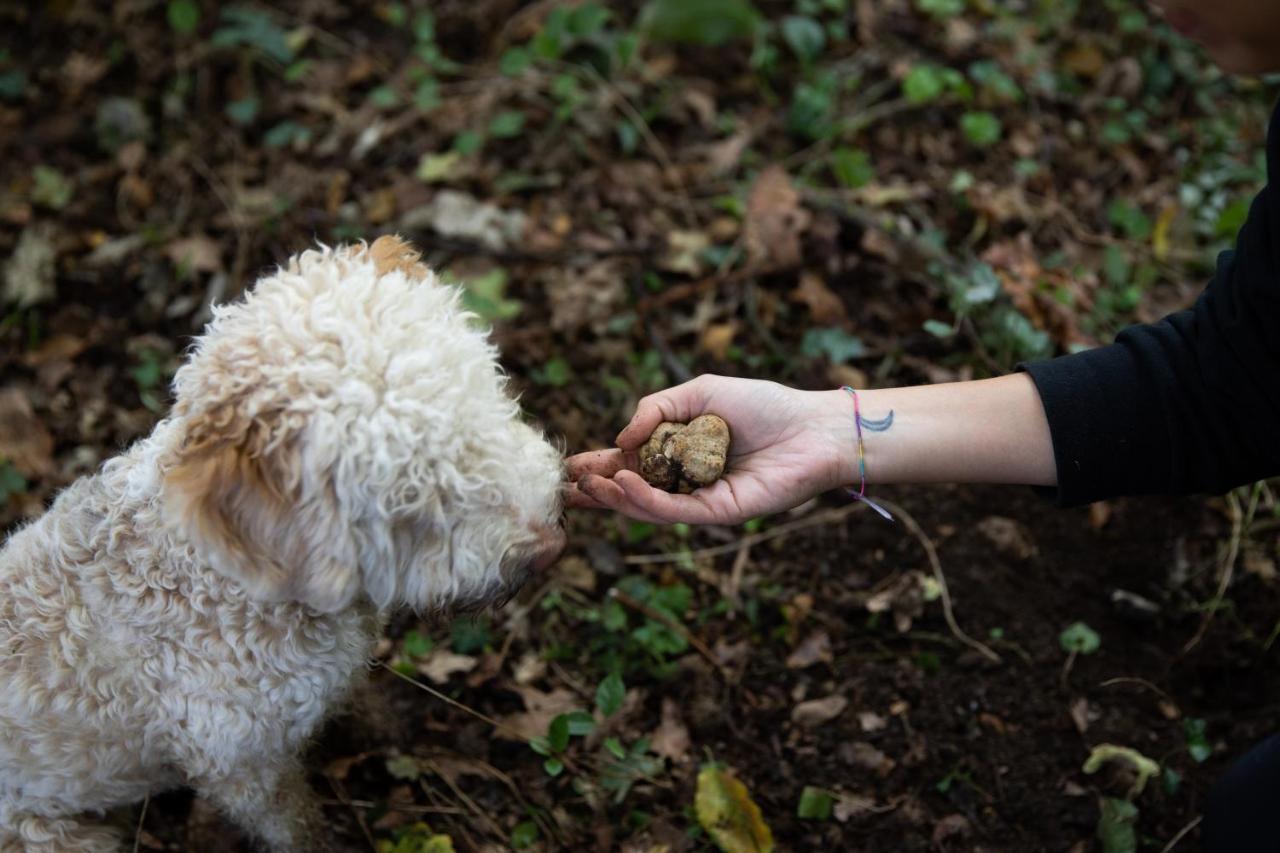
[529,523,567,573]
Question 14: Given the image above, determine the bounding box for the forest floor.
[3,1,1280,850]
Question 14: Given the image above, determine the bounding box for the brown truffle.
[638,415,731,493]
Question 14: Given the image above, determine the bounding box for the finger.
[565,448,632,480]
[563,481,609,510]
[576,475,668,524]
[615,375,715,450]
[611,470,733,525]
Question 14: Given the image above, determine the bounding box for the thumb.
[615,377,713,450]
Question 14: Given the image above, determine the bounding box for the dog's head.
[158,236,565,614]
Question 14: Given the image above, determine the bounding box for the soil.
[4,2,1280,851]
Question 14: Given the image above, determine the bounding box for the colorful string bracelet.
[840,386,894,521]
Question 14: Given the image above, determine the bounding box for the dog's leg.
[2,814,122,852]
[194,758,328,853]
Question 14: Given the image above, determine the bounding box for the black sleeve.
[1019,105,1280,507]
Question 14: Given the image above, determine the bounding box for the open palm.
[565,376,853,525]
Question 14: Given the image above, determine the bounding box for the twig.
[1099,676,1177,709]
[132,795,149,853]
[874,498,1002,664]
[320,799,467,815]
[609,588,727,678]
[1183,486,1254,654]
[726,540,751,613]
[623,503,866,564]
[1160,815,1203,853]
[324,772,377,851]
[380,662,529,742]
[421,760,507,842]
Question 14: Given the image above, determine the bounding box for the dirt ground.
[4,1,1280,850]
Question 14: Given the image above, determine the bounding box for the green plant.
[1184,718,1212,763]
[830,147,874,189]
[0,460,26,507]
[1059,622,1101,654]
[211,6,293,64]
[131,349,170,413]
[960,111,1002,146]
[460,269,522,324]
[801,327,864,363]
[167,0,199,35]
[797,786,834,820]
[639,0,761,47]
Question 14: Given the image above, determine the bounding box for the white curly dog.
[0,236,566,851]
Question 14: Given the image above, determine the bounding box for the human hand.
[565,375,856,524]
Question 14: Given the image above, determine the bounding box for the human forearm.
[816,374,1057,489]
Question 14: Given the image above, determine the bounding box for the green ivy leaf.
[596,673,625,717]
[801,327,865,364]
[167,0,200,34]
[639,0,761,46]
[402,630,433,658]
[1096,798,1138,853]
[830,147,874,189]
[0,460,27,506]
[548,714,571,753]
[797,786,833,820]
[780,16,825,63]
[489,110,527,139]
[960,111,1002,147]
[225,97,259,126]
[511,821,539,849]
[1059,622,1101,655]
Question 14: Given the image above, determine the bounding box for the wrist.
[809,389,862,492]
[811,387,900,492]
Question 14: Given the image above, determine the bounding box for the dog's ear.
[161,403,361,613]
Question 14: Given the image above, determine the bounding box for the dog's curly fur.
[0,237,564,851]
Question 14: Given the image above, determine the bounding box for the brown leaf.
[744,165,810,270]
[857,711,887,733]
[415,650,478,685]
[660,230,711,276]
[3,223,58,308]
[650,698,692,763]
[931,814,972,845]
[789,273,847,324]
[840,741,895,777]
[166,235,223,274]
[1089,501,1113,530]
[791,694,848,728]
[700,322,737,361]
[976,516,1037,560]
[833,792,879,823]
[22,333,87,367]
[495,685,578,742]
[0,388,53,477]
[1061,43,1106,77]
[785,630,833,670]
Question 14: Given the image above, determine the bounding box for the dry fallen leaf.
[857,711,887,733]
[841,741,895,777]
[785,630,833,670]
[495,684,579,742]
[0,388,54,478]
[660,229,711,277]
[3,223,58,308]
[165,234,222,274]
[416,650,478,685]
[695,765,775,853]
[650,698,692,763]
[744,165,810,270]
[789,273,848,325]
[700,322,737,361]
[976,516,1037,560]
[791,694,848,728]
[833,792,879,823]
